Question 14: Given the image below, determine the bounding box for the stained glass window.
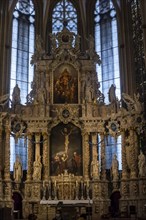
[10,0,35,105]
[10,0,35,171]
[52,0,77,34]
[95,0,120,104]
[95,0,122,170]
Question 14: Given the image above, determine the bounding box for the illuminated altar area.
[0,27,146,220]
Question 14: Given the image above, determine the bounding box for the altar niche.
[53,65,78,104]
[50,123,82,176]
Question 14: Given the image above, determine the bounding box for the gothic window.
[95,0,122,170]
[105,136,122,170]
[10,0,35,171]
[98,135,122,170]
[10,0,35,105]
[94,0,120,104]
[52,0,77,34]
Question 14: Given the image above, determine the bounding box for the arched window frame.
[87,0,122,170]
[94,0,121,104]
[9,0,36,171]
[47,0,81,53]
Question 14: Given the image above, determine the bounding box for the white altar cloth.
[40,199,93,205]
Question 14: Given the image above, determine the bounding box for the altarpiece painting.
[50,122,82,176]
[53,65,78,104]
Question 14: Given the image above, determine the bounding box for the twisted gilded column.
[27,133,33,181]
[100,133,106,180]
[43,132,49,181]
[82,132,90,179]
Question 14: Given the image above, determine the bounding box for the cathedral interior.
[0,0,146,220]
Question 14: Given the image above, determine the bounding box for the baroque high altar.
[0,27,146,219]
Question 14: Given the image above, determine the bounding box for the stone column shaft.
[27,133,33,181]
[129,130,137,178]
[35,133,40,160]
[4,125,10,181]
[121,131,128,179]
[100,133,106,180]
[91,132,98,160]
[83,132,90,179]
[0,126,2,175]
[43,133,49,181]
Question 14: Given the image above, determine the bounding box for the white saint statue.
[13,156,23,183]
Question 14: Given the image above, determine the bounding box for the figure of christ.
[61,127,73,154]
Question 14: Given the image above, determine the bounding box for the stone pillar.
[100,133,106,180]
[0,126,3,201]
[35,133,41,160]
[4,124,11,181]
[4,122,12,205]
[120,131,130,208]
[91,132,98,160]
[129,130,138,179]
[43,132,49,181]
[90,132,100,180]
[27,133,33,181]
[82,132,90,179]
[0,126,2,177]
[121,131,128,180]
[98,133,109,204]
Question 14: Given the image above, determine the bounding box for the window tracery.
[94,0,121,104]
[52,0,77,34]
[10,0,35,171]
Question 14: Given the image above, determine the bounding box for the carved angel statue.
[13,156,23,183]
[122,92,143,113]
[138,151,146,177]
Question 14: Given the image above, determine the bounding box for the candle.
[76,180,78,187]
[54,180,56,187]
[43,181,45,187]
